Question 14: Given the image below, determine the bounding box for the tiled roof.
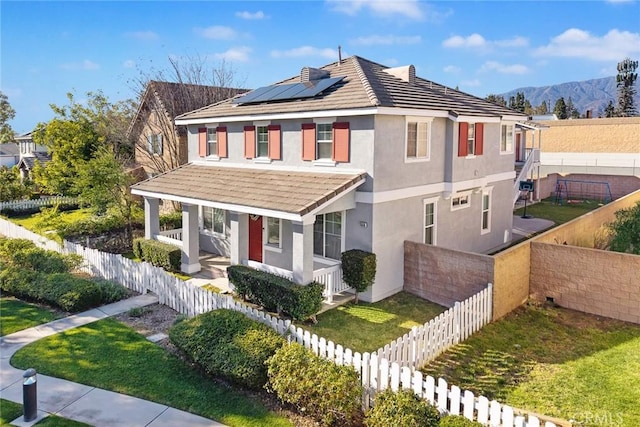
[0,143,19,156]
[19,152,51,170]
[177,56,525,121]
[131,164,366,216]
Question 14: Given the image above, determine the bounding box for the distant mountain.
[500,77,640,117]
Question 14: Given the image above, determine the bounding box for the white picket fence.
[0,217,556,427]
[376,285,493,369]
[0,196,77,212]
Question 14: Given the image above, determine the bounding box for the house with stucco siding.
[131,55,526,303]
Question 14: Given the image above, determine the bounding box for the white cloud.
[194,26,237,40]
[480,61,529,74]
[271,46,338,60]
[350,34,421,46]
[213,47,251,62]
[327,0,424,20]
[60,59,100,70]
[236,11,266,19]
[443,34,529,50]
[535,28,640,61]
[443,65,461,73]
[123,60,136,69]
[461,79,481,87]
[125,30,158,41]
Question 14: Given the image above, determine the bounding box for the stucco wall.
[404,241,493,308]
[530,242,640,324]
[529,117,640,153]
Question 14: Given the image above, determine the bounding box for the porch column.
[180,203,201,274]
[230,212,249,266]
[144,197,160,239]
[292,218,314,285]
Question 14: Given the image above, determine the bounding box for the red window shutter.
[475,123,484,155]
[217,126,227,158]
[458,122,468,157]
[332,122,350,162]
[267,124,281,160]
[198,128,207,157]
[244,125,255,159]
[301,123,316,161]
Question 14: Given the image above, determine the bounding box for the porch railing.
[155,228,183,247]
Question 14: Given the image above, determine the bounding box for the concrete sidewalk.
[0,295,225,427]
[512,214,555,239]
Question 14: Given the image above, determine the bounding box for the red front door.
[248,215,263,262]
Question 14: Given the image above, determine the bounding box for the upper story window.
[406,119,431,161]
[501,124,513,153]
[244,124,281,161]
[458,122,484,157]
[316,123,333,160]
[207,128,217,156]
[147,133,163,155]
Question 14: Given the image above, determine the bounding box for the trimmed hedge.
[169,309,285,389]
[57,214,143,238]
[365,389,440,427]
[267,342,364,426]
[159,211,182,230]
[227,265,323,321]
[341,249,376,303]
[439,415,484,427]
[133,238,181,272]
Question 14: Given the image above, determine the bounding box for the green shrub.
[133,238,181,272]
[341,249,377,303]
[439,415,484,427]
[92,278,129,303]
[43,273,103,312]
[227,265,323,321]
[365,389,440,427]
[267,342,363,426]
[57,214,142,238]
[0,238,81,273]
[159,211,182,230]
[169,309,285,389]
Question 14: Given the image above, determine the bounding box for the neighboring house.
[0,143,19,168]
[14,131,51,180]
[128,81,248,180]
[131,55,527,303]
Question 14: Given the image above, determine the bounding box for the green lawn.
[0,297,62,336]
[9,208,93,242]
[420,303,640,426]
[11,319,291,427]
[514,197,601,225]
[302,291,447,353]
[0,399,90,427]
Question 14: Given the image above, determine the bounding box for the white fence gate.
[0,217,556,427]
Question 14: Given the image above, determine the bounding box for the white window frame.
[313,118,336,166]
[147,133,162,155]
[451,191,472,211]
[481,187,492,234]
[264,217,282,252]
[206,126,218,158]
[423,197,438,245]
[201,206,225,236]
[405,117,432,162]
[500,124,514,154]
[467,123,475,156]
[313,211,345,262]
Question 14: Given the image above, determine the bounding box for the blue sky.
[2,0,639,133]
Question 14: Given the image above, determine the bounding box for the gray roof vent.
[301,67,330,82]
[383,65,416,85]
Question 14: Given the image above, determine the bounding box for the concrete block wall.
[492,241,531,320]
[404,241,493,308]
[537,173,640,201]
[530,242,640,324]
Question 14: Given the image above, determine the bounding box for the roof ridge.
[351,56,380,106]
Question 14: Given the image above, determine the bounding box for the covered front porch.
[130,164,368,304]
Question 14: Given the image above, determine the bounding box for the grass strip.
[303,291,446,353]
[11,319,291,427]
[0,298,62,336]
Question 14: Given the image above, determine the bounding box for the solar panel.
[233,76,346,105]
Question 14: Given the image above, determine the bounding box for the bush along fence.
[0,217,555,427]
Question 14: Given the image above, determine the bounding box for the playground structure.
[554,179,612,205]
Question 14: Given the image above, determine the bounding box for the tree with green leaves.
[0,91,16,143]
[616,57,638,117]
[0,166,31,202]
[508,92,526,112]
[566,96,580,119]
[532,100,549,115]
[485,94,507,107]
[607,201,640,254]
[553,97,568,119]
[604,100,616,118]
